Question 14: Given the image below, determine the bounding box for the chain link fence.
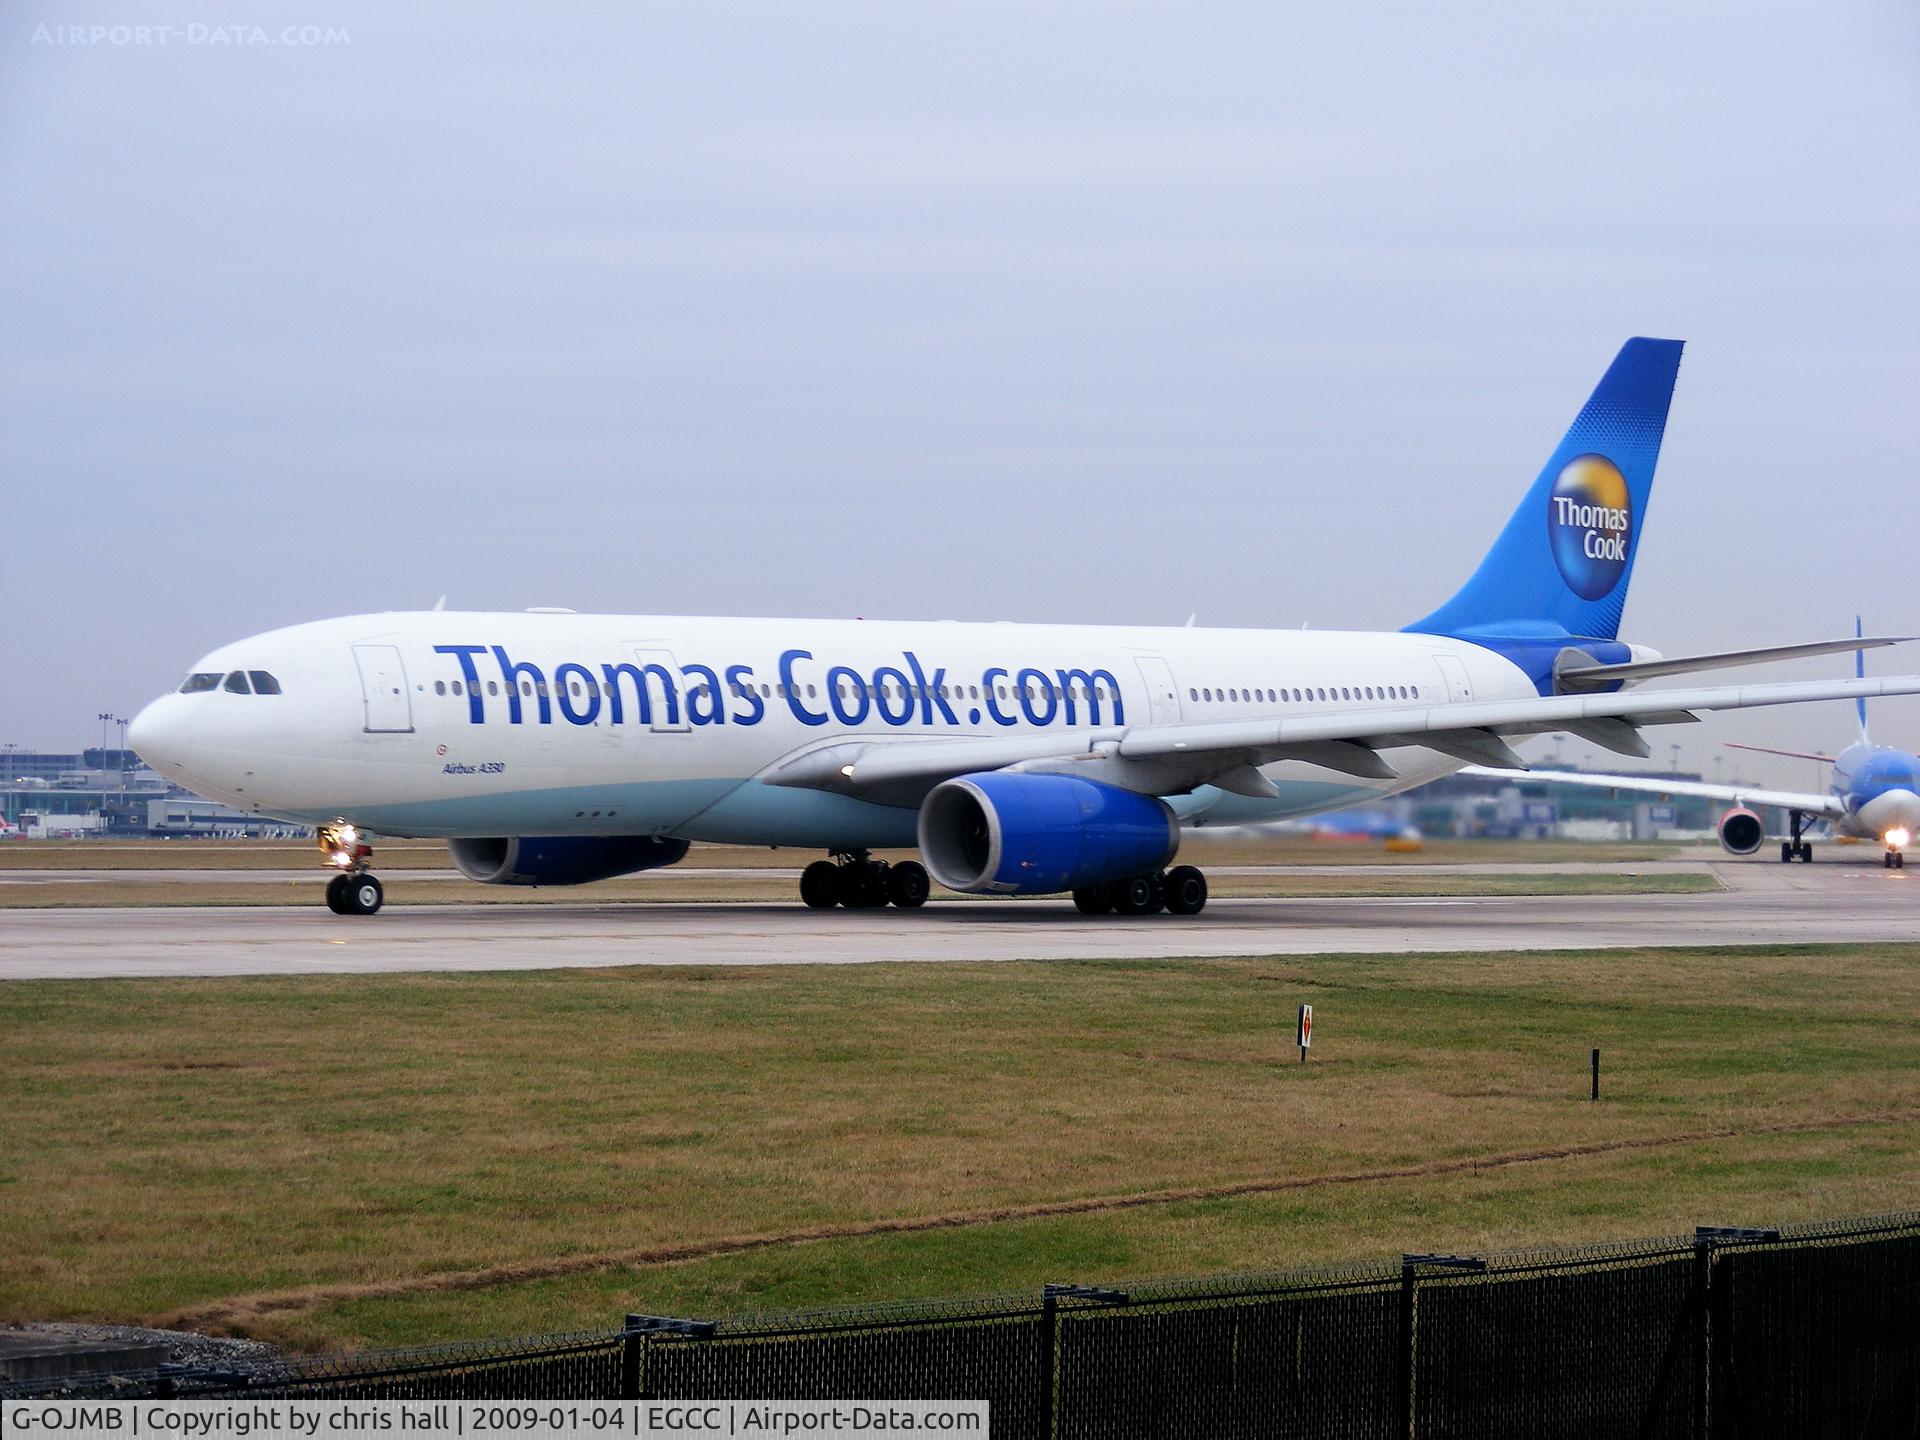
[9,1210,1916,1436]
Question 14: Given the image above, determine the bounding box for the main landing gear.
[1072,865,1209,917]
[1885,849,1906,870]
[1780,811,1813,864]
[800,851,931,910]
[318,823,384,915]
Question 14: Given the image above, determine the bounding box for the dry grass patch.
[4,942,1913,1349]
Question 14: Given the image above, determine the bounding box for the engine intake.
[448,835,689,886]
[918,772,1178,896]
[1717,808,1765,856]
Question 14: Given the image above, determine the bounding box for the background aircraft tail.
[1405,337,1685,644]
[1856,615,1872,743]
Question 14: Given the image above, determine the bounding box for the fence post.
[1399,1254,1486,1439]
[1398,1259,1417,1439]
[1039,1284,1128,1440]
[620,1314,717,1403]
[1692,1227,1778,1440]
[620,1315,644,1401]
[1690,1232,1712,1439]
[1038,1289,1056,1440]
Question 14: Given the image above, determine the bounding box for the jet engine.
[1716,807,1766,856]
[917,772,1178,896]
[448,835,690,886]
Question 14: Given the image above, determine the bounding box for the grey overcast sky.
[2,1,1915,785]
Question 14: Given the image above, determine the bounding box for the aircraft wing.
[1455,766,1849,818]
[762,673,1920,807]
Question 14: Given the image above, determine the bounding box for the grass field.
[5,941,1917,1352]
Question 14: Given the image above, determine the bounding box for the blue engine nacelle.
[448,835,690,886]
[917,772,1179,896]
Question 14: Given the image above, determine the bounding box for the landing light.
[1888,828,1912,851]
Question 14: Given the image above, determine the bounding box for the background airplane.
[128,340,1920,914]
[1465,623,1920,868]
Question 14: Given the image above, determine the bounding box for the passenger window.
[249,671,282,695]
[435,681,447,696]
[522,681,533,697]
[452,681,463,695]
[179,672,221,693]
[223,671,252,694]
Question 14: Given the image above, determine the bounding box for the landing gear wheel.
[1163,865,1208,915]
[887,861,931,909]
[1781,842,1795,864]
[1072,887,1114,915]
[1110,875,1157,916]
[800,861,839,909]
[1899,853,1907,870]
[325,874,351,914]
[342,874,384,916]
[1798,843,1813,863]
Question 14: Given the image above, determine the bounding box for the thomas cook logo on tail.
[1548,454,1631,599]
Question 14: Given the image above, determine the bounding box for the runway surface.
[5,858,1915,979]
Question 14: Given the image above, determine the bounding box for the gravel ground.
[5,1320,280,1372]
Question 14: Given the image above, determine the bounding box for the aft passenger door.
[1133,656,1184,725]
[1432,653,1474,704]
[352,644,414,733]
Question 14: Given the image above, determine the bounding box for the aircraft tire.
[887,861,931,909]
[1780,843,1793,863]
[344,874,384,916]
[1799,844,1813,862]
[1163,865,1208,915]
[325,874,351,914]
[1072,887,1114,915]
[1110,875,1157,916]
[800,861,839,909]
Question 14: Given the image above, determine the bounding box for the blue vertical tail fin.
[1406,337,1685,643]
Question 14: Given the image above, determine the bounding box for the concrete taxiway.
[3,859,1914,980]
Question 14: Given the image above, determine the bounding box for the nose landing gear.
[318,823,384,915]
[1779,810,1814,863]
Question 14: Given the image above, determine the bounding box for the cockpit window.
[223,670,253,694]
[179,672,221,693]
[249,671,282,695]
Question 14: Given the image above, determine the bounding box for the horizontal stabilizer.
[1556,635,1913,692]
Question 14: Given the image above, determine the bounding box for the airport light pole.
[97,712,128,789]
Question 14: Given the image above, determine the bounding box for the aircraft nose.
[129,697,193,782]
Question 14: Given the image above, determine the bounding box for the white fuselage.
[130,611,1541,847]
